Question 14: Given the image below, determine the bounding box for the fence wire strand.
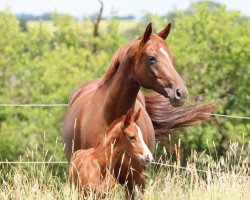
[0,160,249,178]
[0,104,68,107]
[0,161,67,164]
[208,113,250,120]
[0,103,249,120]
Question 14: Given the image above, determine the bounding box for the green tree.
[137,2,250,156]
[0,1,249,166]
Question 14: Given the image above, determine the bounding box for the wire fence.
[0,103,249,172]
[0,103,249,120]
[0,161,67,164]
[0,160,218,175]
[0,104,68,107]
[0,160,249,178]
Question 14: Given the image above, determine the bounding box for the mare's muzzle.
[164,85,188,107]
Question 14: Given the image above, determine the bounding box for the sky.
[0,0,249,18]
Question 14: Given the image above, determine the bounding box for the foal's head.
[114,109,153,166]
[132,23,188,106]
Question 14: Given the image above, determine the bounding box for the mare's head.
[115,109,153,166]
[132,23,188,106]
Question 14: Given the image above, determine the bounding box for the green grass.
[1,142,249,199]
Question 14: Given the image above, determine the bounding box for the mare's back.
[68,79,100,109]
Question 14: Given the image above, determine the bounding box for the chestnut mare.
[69,109,153,197]
[64,23,215,198]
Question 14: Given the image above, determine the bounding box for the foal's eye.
[148,56,156,65]
[129,135,135,141]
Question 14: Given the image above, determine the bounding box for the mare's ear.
[121,109,133,130]
[130,108,141,122]
[158,23,171,40]
[140,23,152,46]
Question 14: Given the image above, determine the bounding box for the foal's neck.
[102,45,140,124]
[94,130,123,173]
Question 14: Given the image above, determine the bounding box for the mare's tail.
[144,92,217,141]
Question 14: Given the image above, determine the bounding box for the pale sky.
[0,0,249,18]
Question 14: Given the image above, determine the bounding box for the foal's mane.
[94,115,126,148]
[105,115,125,134]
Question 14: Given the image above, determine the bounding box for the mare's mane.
[99,41,135,86]
[98,34,170,87]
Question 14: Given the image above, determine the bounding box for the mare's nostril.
[175,89,182,100]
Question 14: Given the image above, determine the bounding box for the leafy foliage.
[137,2,250,156]
[0,2,249,163]
[0,11,125,161]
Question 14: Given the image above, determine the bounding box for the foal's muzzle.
[139,153,153,166]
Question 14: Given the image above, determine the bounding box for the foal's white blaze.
[136,125,153,162]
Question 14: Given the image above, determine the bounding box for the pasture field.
[1,142,249,200]
[27,19,139,36]
[0,3,249,199]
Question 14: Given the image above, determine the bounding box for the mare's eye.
[129,135,135,141]
[148,56,156,65]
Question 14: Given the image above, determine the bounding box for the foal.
[69,109,153,196]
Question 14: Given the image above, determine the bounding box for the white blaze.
[159,47,171,60]
[159,47,174,67]
[159,47,180,79]
[136,125,153,161]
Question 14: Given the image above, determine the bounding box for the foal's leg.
[125,169,145,200]
[115,156,146,200]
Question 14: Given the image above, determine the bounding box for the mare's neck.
[102,47,140,124]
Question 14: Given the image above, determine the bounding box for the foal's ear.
[130,108,141,122]
[140,23,152,45]
[121,109,133,129]
[158,23,171,40]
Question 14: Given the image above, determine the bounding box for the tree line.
[0,2,249,165]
